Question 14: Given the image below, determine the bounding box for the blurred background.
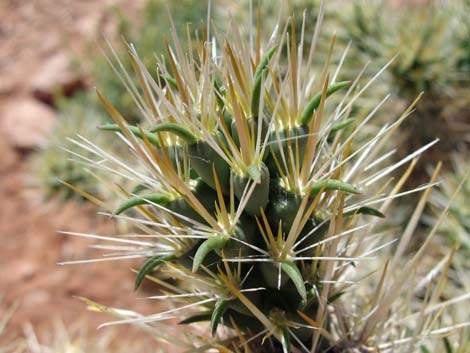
[0,0,468,351]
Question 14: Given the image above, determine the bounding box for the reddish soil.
[0,0,165,350]
[0,154,159,343]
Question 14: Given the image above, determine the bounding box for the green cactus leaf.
[299,81,351,125]
[192,236,228,272]
[161,74,178,90]
[251,73,263,118]
[330,118,356,134]
[99,123,161,147]
[343,206,385,218]
[327,118,356,142]
[310,179,360,196]
[179,311,212,325]
[150,123,198,144]
[254,47,277,82]
[134,254,175,290]
[251,46,277,117]
[281,261,307,301]
[211,299,230,336]
[114,193,171,215]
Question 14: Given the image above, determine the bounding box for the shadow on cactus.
[61,6,470,353]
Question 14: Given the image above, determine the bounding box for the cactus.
[338,0,470,176]
[62,7,469,353]
[427,151,470,251]
[340,1,463,95]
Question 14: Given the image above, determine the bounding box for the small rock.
[0,97,56,150]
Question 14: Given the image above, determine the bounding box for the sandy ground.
[0,0,164,349]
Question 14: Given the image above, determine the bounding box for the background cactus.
[29,95,112,201]
[62,5,469,353]
[337,0,470,178]
[426,150,470,252]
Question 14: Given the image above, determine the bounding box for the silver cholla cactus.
[62,7,468,353]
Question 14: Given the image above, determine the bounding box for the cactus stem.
[310,179,360,196]
[99,123,161,147]
[299,81,351,126]
[114,193,172,215]
[150,123,198,144]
